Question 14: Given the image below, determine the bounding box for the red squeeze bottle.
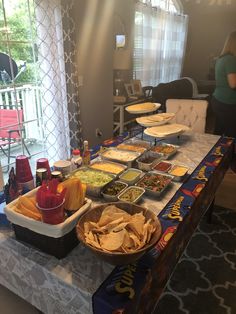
[71,149,82,169]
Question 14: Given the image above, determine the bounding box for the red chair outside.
[0,109,31,172]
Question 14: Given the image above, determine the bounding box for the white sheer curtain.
[35,0,70,162]
[161,11,188,82]
[134,3,165,86]
[133,1,188,86]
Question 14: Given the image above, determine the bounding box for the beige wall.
[182,1,236,81]
[113,0,135,72]
[72,0,115,146]
[73,0,236,144]
[72,0,136,145]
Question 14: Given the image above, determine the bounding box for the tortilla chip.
[99,217,124,232]
[83,205,157,253]
[85,231,101,249]
[98,205,131,227]
[123,229,134,249]
[84,221,100,233]
[128,213,145,237]
[129,231,141,249]
[111,222,129,233]
[99,229,125,251]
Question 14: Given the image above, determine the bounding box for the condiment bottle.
[51,170,63,181]
[36,168,48,187]
[4,167,20,203]
[71,149,82,169]
[82,140,91,166]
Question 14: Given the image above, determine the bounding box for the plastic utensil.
[37,199,65,225]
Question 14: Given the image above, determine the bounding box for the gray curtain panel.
[36,0,83,163]
[62,0,83,151]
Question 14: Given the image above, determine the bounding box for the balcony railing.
[0,84,43,140]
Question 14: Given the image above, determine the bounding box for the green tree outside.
[0,0,38,85]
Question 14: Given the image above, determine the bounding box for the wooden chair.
[0,109,31,172]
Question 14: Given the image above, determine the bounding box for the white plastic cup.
[53,160,72,177]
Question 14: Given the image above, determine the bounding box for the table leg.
[141,127,144,139]
[206,198,215,224]
[120,106,124,135]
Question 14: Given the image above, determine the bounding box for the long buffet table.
[0,132,234,314]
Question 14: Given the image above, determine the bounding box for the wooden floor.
[215,168,236,210]
[0,284,41,314]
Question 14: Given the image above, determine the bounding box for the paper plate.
[125,102,161,114]
[136,112,175,127]
[144,123,190,138]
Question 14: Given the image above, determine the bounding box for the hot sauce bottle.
[82,140,91,166]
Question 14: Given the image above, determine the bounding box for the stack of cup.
[36,158,51,179]
[15,155,34,193]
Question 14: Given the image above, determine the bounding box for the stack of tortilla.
[125,102,160,114]
[144,123,190,138]
[136,112,175,127]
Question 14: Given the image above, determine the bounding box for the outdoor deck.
[0,84,44,183]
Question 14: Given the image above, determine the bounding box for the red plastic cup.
[36,158,51,178]
[37,200,65,225]
[15,155,33,183]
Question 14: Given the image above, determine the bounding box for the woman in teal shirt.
[212,31,236,137]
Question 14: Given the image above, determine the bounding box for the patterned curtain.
[61,0,83,150]
[35,0,82,163]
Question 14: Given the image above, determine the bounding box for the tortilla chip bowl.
[76,202,162,265]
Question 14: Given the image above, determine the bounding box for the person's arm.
[226,56,236,89]
[227,73,236,89]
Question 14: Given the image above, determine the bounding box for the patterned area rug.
[154,206,236,314]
